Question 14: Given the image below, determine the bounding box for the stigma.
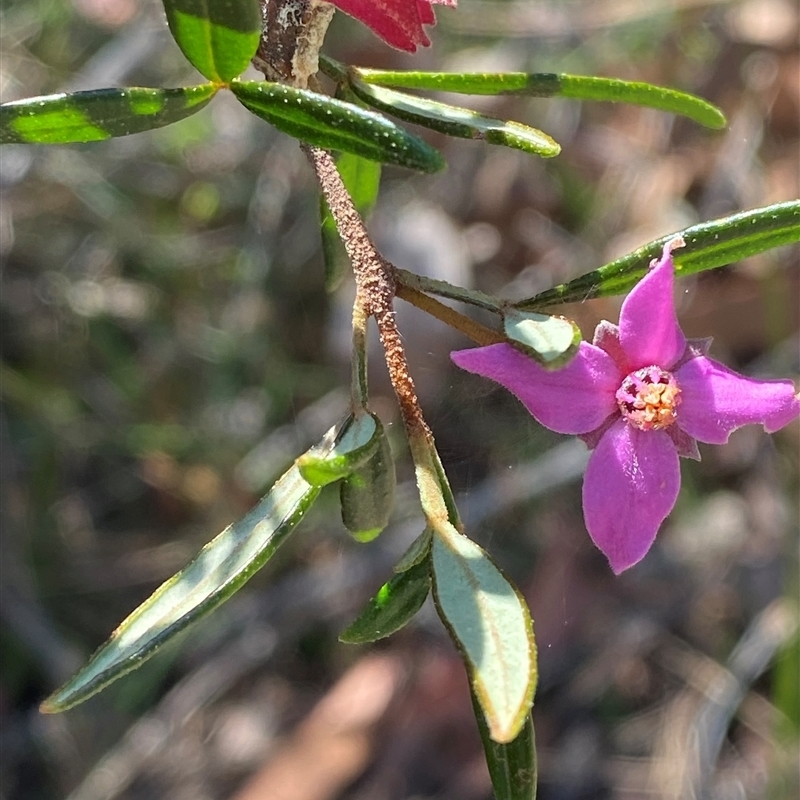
[616,366,681,431]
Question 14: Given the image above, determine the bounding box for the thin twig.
[395,268,504,313]
[303,145,457,526]
[395,283,505,346]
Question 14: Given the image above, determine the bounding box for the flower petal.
[452,342,621,434]
[330,0,449,51]
[675,356,800,444]
[583,420,680,573]
[592,320,630,372]
[666,425,701,461]
[619,238,686,370]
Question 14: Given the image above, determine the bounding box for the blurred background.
[1,1,798,798]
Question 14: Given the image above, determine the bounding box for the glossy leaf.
[297,412,379,487]
[339,559,431,643]
[503,310,581,368]
[515,200,800,309]
[321,152,382,291]
[472,687,538,800]
[353,67,726,129]
[431,522,537,743]
[349,77,560,159]
[0,85,217,144]
[163,0,261,82]
[393,527,433,573]
[41,458,320,712]
[230,80,445,172]
[340,423,396,542]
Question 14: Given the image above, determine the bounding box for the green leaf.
[471,687,538,800]
[348,76,560,159]
[0,85,217,144]
[163,0,261,82]
[352,68,726,129]
[431,522,537,743]
[503,310,581,368]
[297,412,379,487]
[41,457,320,713]
[230,80,445,172]
[393,527,433,573]
[339,559,431,643]
[515,200,800,309]
[340,422,396,543]
[321,152,382,292]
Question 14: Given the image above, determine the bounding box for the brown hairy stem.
[303,145,429,437]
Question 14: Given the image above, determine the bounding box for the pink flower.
[451,239,800,573]
[329,0,456,52]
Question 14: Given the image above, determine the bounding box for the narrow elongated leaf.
[431,522,537,743]
[353,67,726,129]
[163,0,261,82]
[0,85,217,144]
[41,458,320,713]
[349,77,560,159]
[340,424,396,543]
[297,412,379,487]
[471,687,538,800]
[339,559,431,643]
[321,152,382,291]
[515,200,800,310]
[394,527,433,573]
[230,80,445,172]
[503,310,581,368]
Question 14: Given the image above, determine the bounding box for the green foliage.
[472,688,538,800]
[339,559,431,643]
[431,522,537,744]
[516,200,800,309]
[353,68,727,129]
[0,85,217,144]
[340,423,396,543]
[163,0,261,82]
[393,527,433,573]
[230,80,446,172]
[41,457,321,713]
[297,413,380,487]
[503,310,581,368]
[348,76,561,159]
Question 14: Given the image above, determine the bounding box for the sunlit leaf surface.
[41,458,320,712]
[353,67,727,129]
[349,77,560,159]
[0,85,217,144]
[515,201,800,309]
[163,0,261,82]
[231,80,445,172]
[339,559,431,643]
[432,522,537,743]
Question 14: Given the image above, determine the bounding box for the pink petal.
[451,342,621,435]
[592,321,630,372]
[666,425,701,461]
[675,356,800,444]
[583,420,681,574]
[619,239,686,370]
[329,0,450,51]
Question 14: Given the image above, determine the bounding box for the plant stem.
[350,300,369,411]
[304,144,455,526]
[395,283,504,346]
[395,268,504,313]
[303,146,422,430]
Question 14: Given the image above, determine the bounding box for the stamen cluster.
[616,366,681,431]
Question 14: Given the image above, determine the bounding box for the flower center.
[616,366,681,431]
